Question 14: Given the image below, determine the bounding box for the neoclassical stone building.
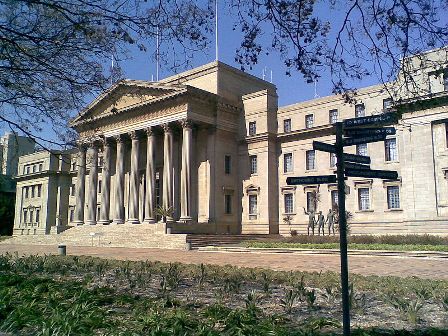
[12,48,448,237]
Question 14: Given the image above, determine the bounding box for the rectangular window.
[224,155,231,174]
[355,104,365,118]
[26,166,30,174]
[284,153,293,173]
[70,209,74,222]
[249,195,257,215]
[331,190,339,208]
[39,163,43,172]
[387,186,400,209]
[23,209,28,223]
[329,109,338,124]
[306,192,316,213]
[284,193,294,214]
[356,143,368,156]
[306,150,315,170]
[225,194,232,214]
[29,210,34,224]
[250,155,257,175]
[358,188,370,211]
[444,70,448,91]
[35,209,40,223]
[37,185,41,197]
[98,180,102,194]
[284,119,292,133]
[70,184,75,196]
[24,187,29,199]
[383,98,393,111]
[31,185,35,198]
[385,138,398,161]
[305,114,314,129]
[248,121,257,136]
[32,165,36,173]
[330,153,337,168]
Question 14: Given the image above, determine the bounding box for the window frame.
[284,193,294,214]
[283,118,292,133]
[305,114,314,129]
[283,152,293,173]
[329,109,338,124]
[358,187,371,211]
[305,150,315,171]
[224,194,232,214]
[249,155,257,175]
[248,194,258,216]
[306,191,317,213]
[384,138,398,162]
[355,103,365,118]
[248,121,257,136]
[356,143,368,156]
[330,152,337,168]
[224,155,231,174]
[387,185,401,209]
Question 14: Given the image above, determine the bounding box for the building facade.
[12,48,448,236]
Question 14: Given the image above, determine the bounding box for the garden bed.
[0,253,447,335]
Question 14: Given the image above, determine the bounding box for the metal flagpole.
[156,25,160,81]
[215,0,218,61]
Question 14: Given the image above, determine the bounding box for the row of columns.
[72,121,193,225]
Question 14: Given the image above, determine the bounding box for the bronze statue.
[317,211,325,236]
[326,209,335,236]
[303,207,316,235]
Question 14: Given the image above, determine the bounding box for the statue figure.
[317,211,325,236]
[326,209,336,236]
[303,207,316,235]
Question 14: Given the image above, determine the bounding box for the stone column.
[73,144,87,225]
[113,135,125,224]
[98,138,112,224]
[127,131,140,224]
[180,120,193,221]
[162,123,174,222]
[144,127,156,223]
[86,143,98,225]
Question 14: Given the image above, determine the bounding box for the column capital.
[129,130,141,140]
[76,141,88,152]
[180,119,193,129]
[162,123,172,133]
[101,137,113,147]
[113,134,125,143]
[145,127,154,136]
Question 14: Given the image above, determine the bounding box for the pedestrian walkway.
[1,244,447,280]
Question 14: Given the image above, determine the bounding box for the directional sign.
[344,113,397,128]
[344,168,398,180]
[344,127,396,137]
[343,153,371,164]
[313,141,336,153]
[287,175,337,185]
[344,162,370,170]
[343,134,387,146]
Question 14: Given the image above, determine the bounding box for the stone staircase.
[2,223,188,250]
[186,234,278,249]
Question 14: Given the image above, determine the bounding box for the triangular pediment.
[71,80,186,126]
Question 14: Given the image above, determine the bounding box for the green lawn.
[242,241,448,252]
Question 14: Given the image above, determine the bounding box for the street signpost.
[343,112,397,128]
[343,153,371,164]
[287,175,336,185]
[344,127,395,137]
[343,133,387,146]
[313,141,336,153]
[345,168,398,180]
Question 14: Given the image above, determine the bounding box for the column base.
[85,220,97,225]
[72,221,84,226]
[126,218,140,224]
[112,219,125,225]
[179,216,193,223]
[143,218,156,224]
[97,220,111,225]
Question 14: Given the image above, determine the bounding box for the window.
[444,70,448,91]
[71,161,76,171]
[224,155,231,174]
[306,192,316,213]
[356,143,368,156]
[29,210,34,224]
[37,185,41,197]
[249,195,257,215]
[306,150,315,170]
[383,98,393,111]
[358,188,370,210]
[330,153,337,168]
[70,208,74,222]
[284,119,292,133]
[23,209,28,223]
[387,186,400,209]
[329,109,338,124]
[26,166,30,174]
[35,209,40,223]
[250,155,257,175]
[385,138,398,161]
[355,104,365,118]
[39,163,43,172]
[98,180,102,194]
[70,184,75,196]
[225,194,232,214]
[24,187,29,199]
[331,190,339,208]
[248,121,257,136]
[97,207,101,218]
[31,185,35,198]
[305,114,314,128]
[284,193,294,214]
[284,153,293,173]
[32,165,36,173]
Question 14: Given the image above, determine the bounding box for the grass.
[242,241,448,252]
[0,253,447,335]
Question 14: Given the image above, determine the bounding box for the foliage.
[386,294,425,325]
[155,205,174,223]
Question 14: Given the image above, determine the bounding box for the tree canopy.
[1,0,448,147]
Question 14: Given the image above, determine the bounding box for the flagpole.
[215,0,218,61]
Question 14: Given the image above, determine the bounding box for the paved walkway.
[1,244,447,280]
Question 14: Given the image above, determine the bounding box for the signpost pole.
[336,122,350,336]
